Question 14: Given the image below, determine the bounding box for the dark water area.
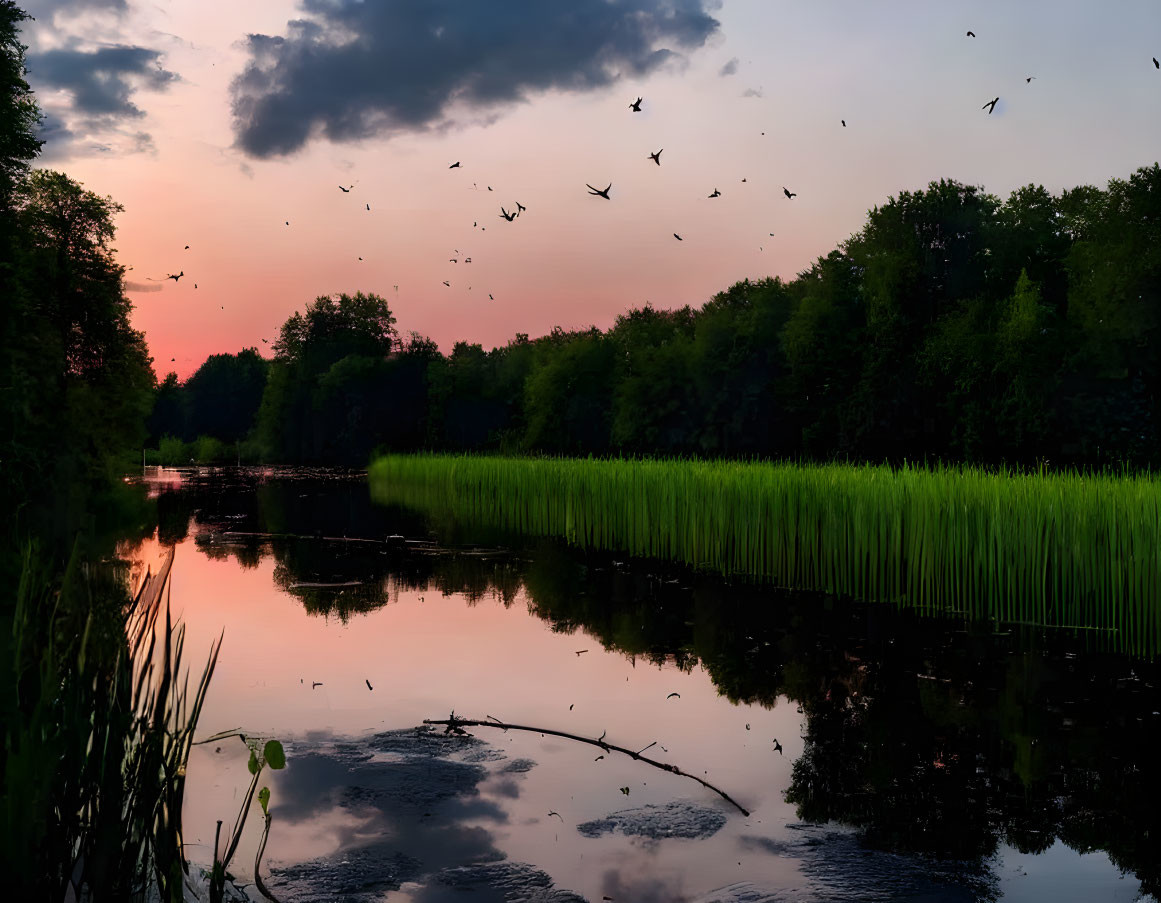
[123,467,1160,902]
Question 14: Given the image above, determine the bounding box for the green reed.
[369,455,1161,657]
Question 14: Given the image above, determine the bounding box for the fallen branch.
[422,715,749,816]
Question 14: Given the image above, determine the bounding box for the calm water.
[123,467,1160,903]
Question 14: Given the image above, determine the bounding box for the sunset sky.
[19,0,1161,378]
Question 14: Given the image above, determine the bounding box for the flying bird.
[166,271,183,282]
[548,811,564,822]
[966,30,975,37]
[673,233,683,241]
[515,201,526,215]
[285,221,289,225]
[366,679,373,691]
[629,97,643,112]
[262,339,268,343]
[667,692,680,699]
[312,681,322,689]
[982,96,999,114]
[648,149,662,165]
[338,185,352,192]
[488,293,494,300]
[708,188,721,198]
[194,283,198,289]
[449,161,461,169]
[576,649,589,656]
[773,738,784,755]
[1026,76,1035,83]
[586,183,612,199]
[366,203,370,211]
[499,207,516,221]
[841,119,846,127]
[184,245,190,249]
[783,187,796,199]
[1154,57,1159,69]
[442,280,450,287]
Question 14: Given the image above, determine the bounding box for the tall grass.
[370,455,1161,657]
[1,542,220,901]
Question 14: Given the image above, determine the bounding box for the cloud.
[28,44,176,118]
[231,0,722,158]
[21,0,127,23]
[719,56,738,76]
[741,85,763,98]
[26,42,176,159]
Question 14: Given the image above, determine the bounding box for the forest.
[151,166,1161,469]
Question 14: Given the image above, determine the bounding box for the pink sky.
[21,0,1161,379]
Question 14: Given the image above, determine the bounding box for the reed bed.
[369,454,1161,657]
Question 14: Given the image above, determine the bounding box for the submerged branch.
[422,716,750,816]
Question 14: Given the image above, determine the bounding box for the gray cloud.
[719,56,738,76]
[741,85,763,98]
[28,44,176,118]
[22,0,127,21]
[231,0,721,158]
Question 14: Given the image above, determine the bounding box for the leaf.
[264,739,286,770]
[258,786,270,815]
[247,750,259,775]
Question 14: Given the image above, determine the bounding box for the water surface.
[123,467,1159,902]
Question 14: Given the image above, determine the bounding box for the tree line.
[155,164,1161,468]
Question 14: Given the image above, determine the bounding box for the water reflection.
[132,468,1160,901]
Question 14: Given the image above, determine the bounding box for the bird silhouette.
[366,203,371,211]
[783,187,797,199]
[674,233,683,241]
[773,739,784,755]
[586,183,612,199]
[366,679,373,690]
[629,96,643,112]
[966,30,975,37]
[449,161,461,169]
[338,185,352,192]
[166,271,183,282]
[262,338,268,343]
[488,293,494,300]
[499,206,516,221]
[194,283,198,289]
[667,692,680,698]
[1026,76,1035,83]
[515,201,526,215]
[708,188,721,198]
[312,681,322,689]
[983,96,999,114]
[648,149,662,165]
[1153,57,1159,69]
[575,649,589,655]
[442,280,450,287]
[285,221,289,225]
[548,811,564,822]
[184,244,190,249]
[841,119,846,127]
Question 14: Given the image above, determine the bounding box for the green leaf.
[258,786,270,815]
[264,739,286,770]
[247,750,259,775]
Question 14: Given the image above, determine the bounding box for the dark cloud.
[28,44,176,118]
[231,0,722,158]
[22,0,127,21]
[719,56,739,76]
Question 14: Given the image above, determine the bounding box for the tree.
[183,348,269,443]
[258,292,398,462]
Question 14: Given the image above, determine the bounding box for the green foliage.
[0,1,41,206]
[371,454,1161,657]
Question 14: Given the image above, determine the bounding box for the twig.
[422,716,749,816]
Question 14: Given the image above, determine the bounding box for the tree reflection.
[144,471,1160,896]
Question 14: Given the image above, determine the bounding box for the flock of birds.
[145,31,1161,366]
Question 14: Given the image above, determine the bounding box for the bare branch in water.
[422,716,749,816]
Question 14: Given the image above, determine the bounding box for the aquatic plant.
[1,543,220,901]
[370,454,1161,656]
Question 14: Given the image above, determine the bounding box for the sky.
[18,0,1161,379]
